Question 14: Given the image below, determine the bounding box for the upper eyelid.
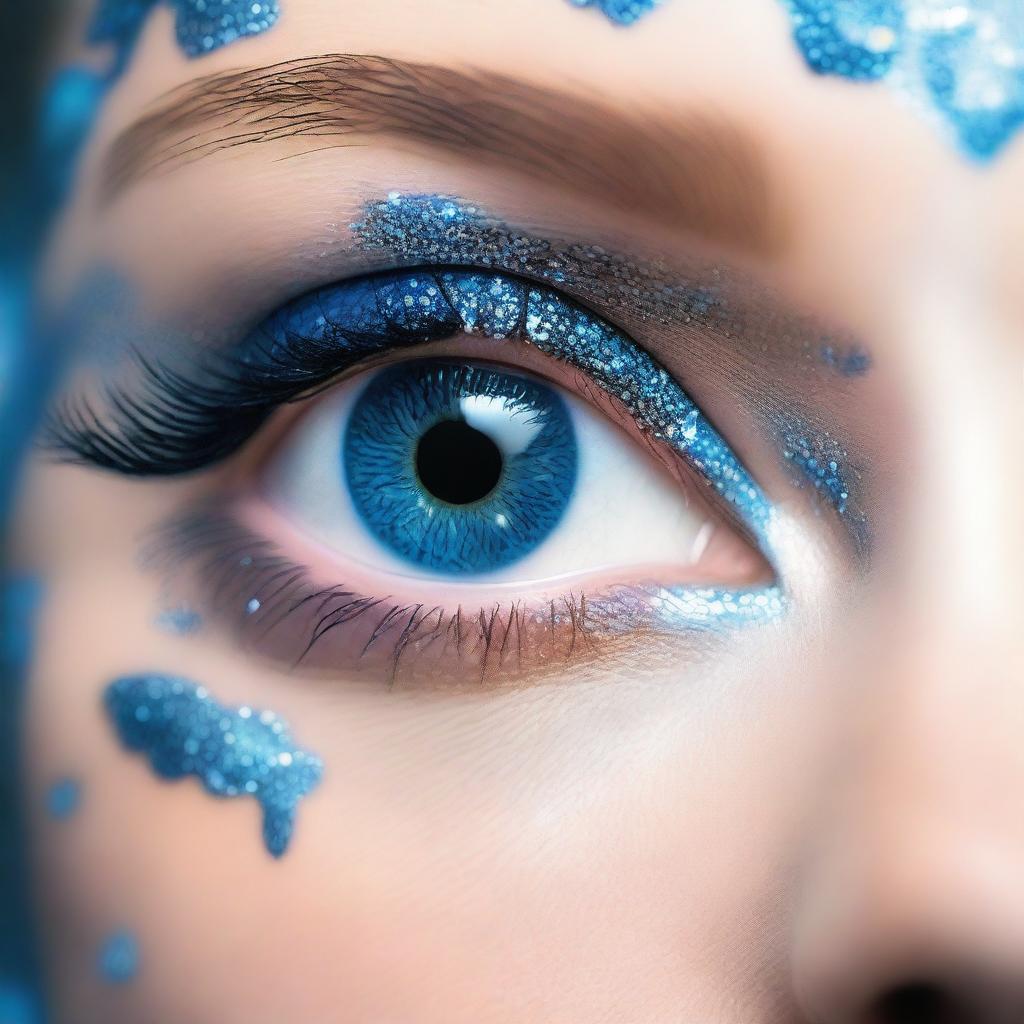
[42,265,776,551]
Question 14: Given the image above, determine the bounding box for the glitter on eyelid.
[646,585,786,627]
[104,676,322,857]
[352,195,776,546]
[778,421,868,550]
[781,0,1024,161]
[567,0,662,25]
[353,193,722,331]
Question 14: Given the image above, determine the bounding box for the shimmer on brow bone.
[100,54,781,255]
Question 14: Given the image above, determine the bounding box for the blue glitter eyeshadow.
[350,195,775,544]
[778,421,868,549]
[97,930,139,984]
[781,1,1024,161]
[567,0,661,25]
[46,778,82,820]
[104,676,322,857]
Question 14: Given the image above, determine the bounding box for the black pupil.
[416,419,503,505]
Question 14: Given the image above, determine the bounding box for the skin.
[11,0,1024,1021]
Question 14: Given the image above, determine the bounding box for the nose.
[789,610,1024,1024]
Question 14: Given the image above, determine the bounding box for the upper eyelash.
[42,268,525,476]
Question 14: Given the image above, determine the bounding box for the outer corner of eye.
[254,355,771,600]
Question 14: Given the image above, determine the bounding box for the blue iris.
[344,360,578,574]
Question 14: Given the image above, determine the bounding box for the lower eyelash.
[148,505,783,688]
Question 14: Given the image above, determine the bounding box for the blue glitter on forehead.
[89,0,280,58]
[781,0,1024,160]
[104,676,322,857]
[567,0,662,25]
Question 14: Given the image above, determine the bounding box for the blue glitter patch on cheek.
[104,676,322,858]
[781,0,1024,161]
[567,0,662,25]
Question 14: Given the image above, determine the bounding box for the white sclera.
[264,367,716,584]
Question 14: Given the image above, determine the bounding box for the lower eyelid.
[152,506,780,690]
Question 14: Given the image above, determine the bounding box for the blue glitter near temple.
[781,1,1024,160]
[783,432,851,514]
[97,930,139,984]
[104,675,322,857]
[567,0,661,25]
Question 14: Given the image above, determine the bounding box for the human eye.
[46,265,783,688]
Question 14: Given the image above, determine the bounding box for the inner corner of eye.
[256,355,770,589]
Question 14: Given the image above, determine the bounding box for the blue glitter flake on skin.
[154,604,203,636]
[46,778,82,820]
[819,341,873,376]
[97,930,139,984]
[781,0,1024,160]
[104,676,322,857]
[567,0,662,25]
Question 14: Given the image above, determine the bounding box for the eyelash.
[44,266,775,545]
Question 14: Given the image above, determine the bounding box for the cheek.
[25,553,839,1023]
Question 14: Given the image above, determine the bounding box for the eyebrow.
[100,54,782,255]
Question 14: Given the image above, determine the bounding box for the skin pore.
[11,1,1024,1022]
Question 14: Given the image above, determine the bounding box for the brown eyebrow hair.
[101,54,783,255]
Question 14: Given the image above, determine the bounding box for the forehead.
[49,0,1024,326]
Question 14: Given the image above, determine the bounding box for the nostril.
[869,982,973,1024]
